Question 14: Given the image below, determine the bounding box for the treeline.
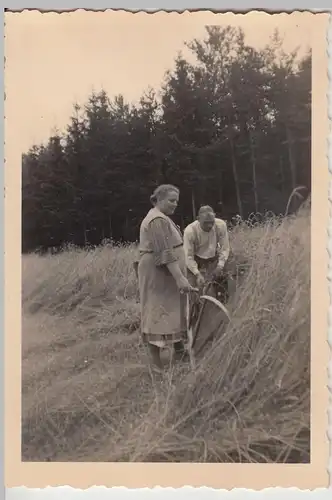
[22,26,311,253]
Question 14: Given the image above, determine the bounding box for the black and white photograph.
[5,9,328,479]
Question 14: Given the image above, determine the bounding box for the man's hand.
[213,263,224,279]
[196,272,205,288]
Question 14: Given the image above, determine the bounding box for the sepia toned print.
[4,9,329,488]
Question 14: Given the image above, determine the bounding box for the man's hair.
[198,205,215,218]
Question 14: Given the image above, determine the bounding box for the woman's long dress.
[138,207,187,348]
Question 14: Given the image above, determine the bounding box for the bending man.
[183,205,230,300]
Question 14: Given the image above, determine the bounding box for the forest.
[21,26,311,253]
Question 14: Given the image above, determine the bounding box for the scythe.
[186,280,231,366]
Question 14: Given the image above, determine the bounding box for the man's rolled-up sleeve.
[183,227,199,275]
[217,222,230,267]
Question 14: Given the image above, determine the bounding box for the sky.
[5,10,312,154]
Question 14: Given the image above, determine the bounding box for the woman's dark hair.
[150,184,180,206]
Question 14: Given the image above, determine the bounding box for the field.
[22,206,310,463]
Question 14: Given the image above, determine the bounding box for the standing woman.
[138,184,195,371]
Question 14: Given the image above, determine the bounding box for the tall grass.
[22,206,310,462]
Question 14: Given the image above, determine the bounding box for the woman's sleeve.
[148,217,178,266]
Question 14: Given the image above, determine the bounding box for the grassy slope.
[22,208,310,462]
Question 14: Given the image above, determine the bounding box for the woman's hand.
[166,262,198,294]
[177,277,197,294]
